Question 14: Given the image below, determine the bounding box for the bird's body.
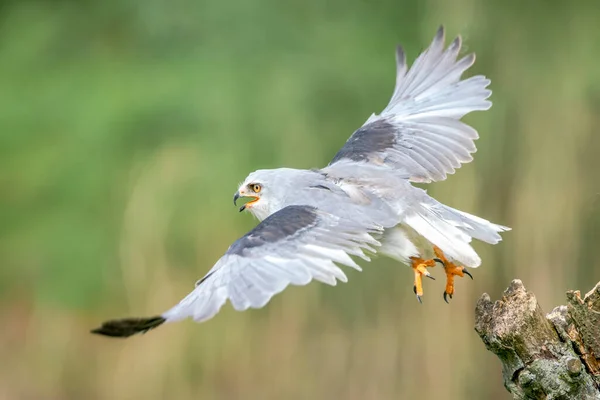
[241,160,506,269]
[92,26,509,338]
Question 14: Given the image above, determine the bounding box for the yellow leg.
[433,246,473,303]
[410,257,437,303]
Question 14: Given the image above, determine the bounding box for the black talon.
[443,291,453,303]
[434,258,445,265]
[425,275,435,280]
[463,267,473,280]
[413,286,422,303]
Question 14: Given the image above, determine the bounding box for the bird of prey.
[233,26,509,301]
[91,26,509,338]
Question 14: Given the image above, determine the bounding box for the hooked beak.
[233,191,259,212]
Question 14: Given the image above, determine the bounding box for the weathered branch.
[475,280,600,399]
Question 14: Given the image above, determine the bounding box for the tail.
[404,199,510,268]
[449,207,510,245]
[91,316,166,338]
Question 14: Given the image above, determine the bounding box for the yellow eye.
[252,184,262,193]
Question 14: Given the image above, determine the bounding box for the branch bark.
[475,280,600,400]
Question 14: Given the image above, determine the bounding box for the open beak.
[233,191,259,212]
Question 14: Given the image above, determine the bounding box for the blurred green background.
[2,0,600,398]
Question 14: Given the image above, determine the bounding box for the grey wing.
[161,205,381,323]
[329,26,491,183]
[91,205,381,337]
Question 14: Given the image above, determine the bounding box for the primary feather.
[330,26,491,183]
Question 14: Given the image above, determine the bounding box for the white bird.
[91,26,509,338]
[233,26,509,302]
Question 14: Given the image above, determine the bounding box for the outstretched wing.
[91,205,382,338]
[329,26,491,183]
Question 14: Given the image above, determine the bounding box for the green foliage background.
[2,0,600,398]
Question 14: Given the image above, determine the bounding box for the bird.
[91,26,509,338]
[232,26,509,303]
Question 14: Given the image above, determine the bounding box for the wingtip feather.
[435,25,445,44]
[396,45,405,63]
[451,35,462,52]
[90,316,166,338]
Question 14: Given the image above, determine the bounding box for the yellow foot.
[410,257,437,303]
[433,246,473,303]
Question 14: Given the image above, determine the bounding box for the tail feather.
[405,208,481,267]
[450,208,510,244]
[404,201,510,268]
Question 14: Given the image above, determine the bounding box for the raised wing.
[91,205,382,338]
[329,26,492,183]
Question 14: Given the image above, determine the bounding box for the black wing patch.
[91,316,166,338]
[329,120,396,165]
[227,205,319,256]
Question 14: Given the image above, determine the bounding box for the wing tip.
[496,224,512,232]
[395,45,406,67]
[435,25,445,43]
[90,315,166,338]
[451,35,462,52]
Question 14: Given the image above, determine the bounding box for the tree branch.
[475,279,600,399]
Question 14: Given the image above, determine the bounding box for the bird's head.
[233,169,285,221]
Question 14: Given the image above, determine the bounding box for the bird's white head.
[233,169,287,221]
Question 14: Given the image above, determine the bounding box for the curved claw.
[433,258,445,266]
[443,291,453,304]
[413,286,422,304]
[463,267,473,280]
